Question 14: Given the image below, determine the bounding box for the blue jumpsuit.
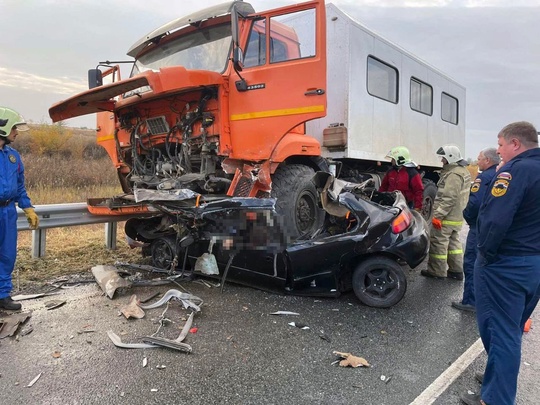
[0,145,32,299]
[475,148,540,404]
[461,164,497,307]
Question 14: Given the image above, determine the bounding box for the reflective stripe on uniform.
[448,249,463,255]
[442,220,463,226]
[430,253,448,259]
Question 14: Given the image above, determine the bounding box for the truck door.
[227,0,326,161]
[96,66,121,167]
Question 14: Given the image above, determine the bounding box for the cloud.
[0,67,87,95]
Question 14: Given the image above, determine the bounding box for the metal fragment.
[140,289,202,312]
[107,330,159,349]
[270,311,300,316]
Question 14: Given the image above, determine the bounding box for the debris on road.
[107,330,159,349]
[0,312,32,339]
[142,357,148,367]
[92,265,131,299]
[140,289,203,312]
[288,322,309,330]
[44,300,66,310]
[120,295,145,319]
[142,312,194,353]
[333,351,370,368]
[27,372,42,388]
[270,311,300,316]
[11,292,60,301]
[140,292,161,304]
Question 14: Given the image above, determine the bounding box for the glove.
[432,217,442,230]
[23,208,39,230]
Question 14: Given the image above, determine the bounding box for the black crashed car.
[126,172,429,308]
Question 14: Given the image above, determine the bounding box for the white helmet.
[436,145,463,164]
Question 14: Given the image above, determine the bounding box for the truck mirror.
[88,69,103,89]
[230,3,244,72]
[233,48,244,72]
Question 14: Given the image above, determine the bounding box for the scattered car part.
[91,265,132,299]
[288,322,309,330]
[107,330,159,349]
[0,312,32,339]
[139,289,203,312]
[44,300,67,310]
[142,312,194,353]
[140,292,161,304]
[220,253,236,293]
[11,292,60,301]
[120,295,145,319]
[270,311,300,316]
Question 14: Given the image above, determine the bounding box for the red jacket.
[379,167,424,209]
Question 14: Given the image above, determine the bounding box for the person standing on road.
[451,148,499,312]
[421,145,471,280]
[379,146,424,211]
[0,107,39,311]
[460,121,540,405]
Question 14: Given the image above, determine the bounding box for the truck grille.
[146,116,170,135]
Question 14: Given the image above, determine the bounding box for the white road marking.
[410,338,485,405]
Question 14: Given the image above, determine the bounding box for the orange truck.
[49,0,465,241]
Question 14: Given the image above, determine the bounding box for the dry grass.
[12,124,149,292]
[15,225,149,293]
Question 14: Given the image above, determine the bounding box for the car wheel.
[271,164,325,239]
[422,179,437,221]
[352,257,407,308]
[151,236,177,269]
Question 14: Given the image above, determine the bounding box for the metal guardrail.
[17,203,154,258]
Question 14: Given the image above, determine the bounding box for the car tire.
[421,179,437,221]
[352,256,407,308]
[151,236,177,269]
[271,164,325,239]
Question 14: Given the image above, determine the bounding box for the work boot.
[447,271,464,280]
[420,270,445,279]
[0,297,22,311]
[460,392,487,405]
[451,301,476,312]
[475,372,484,384]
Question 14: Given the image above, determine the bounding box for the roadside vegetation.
[15,124,145,292]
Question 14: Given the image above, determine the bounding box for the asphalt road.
[1,245,538,404]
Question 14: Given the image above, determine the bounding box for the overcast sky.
[2,0,539,159]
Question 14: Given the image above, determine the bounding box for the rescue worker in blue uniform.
[452,148,499,312]
[461,121,540,405]
[0,107,39,311]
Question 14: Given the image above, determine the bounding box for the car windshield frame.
[130,23,233,77]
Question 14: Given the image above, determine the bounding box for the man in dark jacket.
[451,148,499,312]
[461,121,540,405]
[379,146,424,211]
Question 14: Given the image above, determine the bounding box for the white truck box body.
[306,4,466,168]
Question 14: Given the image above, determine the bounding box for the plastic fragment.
[270,311,300,316]
[288,322,309,330]
[27,373,42,387]
[142,357,148,367]
[189,327,198,334]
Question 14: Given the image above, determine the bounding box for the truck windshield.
[131,24,232,76]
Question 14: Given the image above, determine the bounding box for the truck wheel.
[271,164,325,239]
[352,257,407,308]
[151,236,177,269]
[422,180,437,221]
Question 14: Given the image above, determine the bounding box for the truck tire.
[422,179,437,221]
[352,256,407,308]
[271,165,325,239]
